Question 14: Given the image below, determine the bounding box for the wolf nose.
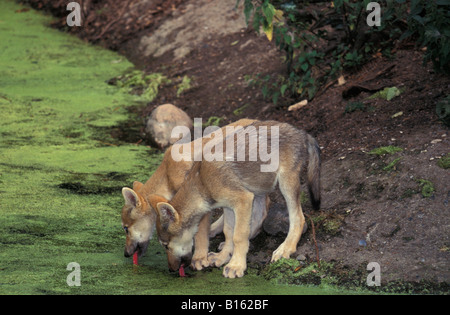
[124,249,133,258]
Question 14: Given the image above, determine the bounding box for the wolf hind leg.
[271,167,305,262]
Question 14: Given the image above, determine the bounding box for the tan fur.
[121,119,269,270]
[151,121,321,278]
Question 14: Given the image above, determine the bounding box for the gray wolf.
[149,120,321,278]
[121,119,269,270]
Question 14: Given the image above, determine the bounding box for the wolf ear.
[156,202,179,228]
[148,194,169,212]
[122,188,141,208]
[132,181,144,191]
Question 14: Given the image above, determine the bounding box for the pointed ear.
[132,181,144,191]
[156,202,179,228]
[122,187,141,208]
[148,194,168,212]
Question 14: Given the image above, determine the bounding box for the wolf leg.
[223,194,253,278]
[272,166,305,262]
[191,213,211,270]
[208,208,234,267]
[209,214,224,238]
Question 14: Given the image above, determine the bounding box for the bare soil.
[28,0,449,292]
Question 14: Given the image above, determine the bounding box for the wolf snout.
[124,247,134,258]
[124,241,149,258]
[167,253,192,272]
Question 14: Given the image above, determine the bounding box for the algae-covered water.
[0,1,352,295]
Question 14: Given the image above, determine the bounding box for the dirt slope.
[119,0,450,286]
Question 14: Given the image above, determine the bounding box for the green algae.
[0,1,355,295]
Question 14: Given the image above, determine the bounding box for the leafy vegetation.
[401,0,450,74]
[237,0,450,105]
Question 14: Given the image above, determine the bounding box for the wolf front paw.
[190,256,209,271]
[223,263,246,278]
[207,251,231,268]
[271,243,295,262]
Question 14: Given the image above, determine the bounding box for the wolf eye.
[123,226,129,234]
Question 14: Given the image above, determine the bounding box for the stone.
[263,202,289,236]
[145,104,193,149]
[263,202,307,236]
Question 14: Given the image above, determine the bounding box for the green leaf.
[280,84,288,96]
[262,85,269,99]
[243,1,254,25]
[412,15,425,25]
[386,87,400,101]
[272,91,280,105]
[410,0,423,16]
[263,22,274,41]
[262,3,275,24]
[252,11,263,33]
[300,63,309,72]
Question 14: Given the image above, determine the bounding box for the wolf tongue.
[179,264,186,277]
[133,252,138,265]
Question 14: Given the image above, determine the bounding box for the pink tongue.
[179,264,186,277]
[133,252,138,265]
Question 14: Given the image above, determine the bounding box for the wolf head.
[148,195,196,272]
[121,182,155,258]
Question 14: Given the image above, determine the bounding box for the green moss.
[383,157,402,172]
[261,258,302,284]
[368,87,402,101]
[233,103,250,116]
[323,219,342,236]
[437,153,450,169]
[369,146,403,155]
[203,116,224,127]
[417,179,435,198]
[177,75,193,97]
[344,101,365,113]
[111,70,171,102]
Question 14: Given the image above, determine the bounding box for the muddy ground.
[26,0,449,292]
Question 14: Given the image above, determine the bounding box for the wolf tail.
[306,134,321,210]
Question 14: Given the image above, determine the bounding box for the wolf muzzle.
[167,253,192,272]
[124,241,149,258]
